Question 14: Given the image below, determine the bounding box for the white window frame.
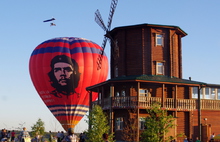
[211,88,216,99]
[139,117,146,130]
[192,87,220,100]
[192,87,198,98]
[116,117,123,130]
[156,62,164,75]
[205,88,211,99]
[139,89,150,102]
[156,34,163,46]
[139,89,149,97]
[218,89,220,100]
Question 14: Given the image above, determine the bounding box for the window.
[115,90,126,97]
[156,62,164,75]
[98,93,102,103]
[139,89,150,101]
[192,87,204,99]
[116,117,123,130]
[211,88,216,99]
[156,34,163,46]
[98,92,102,99]
[218,89,220,100]
[205,88,211,99]
[121,90,126,97]
[115,91,120,106]
[192,87,198,98]
[121,90,126,103]
[192,87,220,100]
[115,66,118,77]
[139,117,146,130]
[139,89,149,97]
[200,88,203,99]
[116,91,120,97]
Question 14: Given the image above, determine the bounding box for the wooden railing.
[201,99,220,110]
[92,97,220,111]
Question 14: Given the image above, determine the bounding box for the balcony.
[92,96,220,111]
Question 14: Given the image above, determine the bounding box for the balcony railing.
[92,96,220,111]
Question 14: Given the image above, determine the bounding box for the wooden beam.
[110,84,114,134]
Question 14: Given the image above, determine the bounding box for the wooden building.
[87,24,220,142]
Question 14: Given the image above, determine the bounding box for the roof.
[87,75,207,90]
[109,23,187,37]
[108,75,205,85]
[205,83,220,88]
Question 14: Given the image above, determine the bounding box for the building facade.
[87,24,220,141]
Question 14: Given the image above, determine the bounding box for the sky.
[1,0,220,133]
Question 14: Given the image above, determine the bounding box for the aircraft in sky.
[43,18,56,26]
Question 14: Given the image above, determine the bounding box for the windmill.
[95,0,118,69]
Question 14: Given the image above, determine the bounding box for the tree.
[85,105,114,142]
[141,102,181,142]
[122,108,138,142]
[31,118,45,137]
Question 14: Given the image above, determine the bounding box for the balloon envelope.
[29,37,108,131]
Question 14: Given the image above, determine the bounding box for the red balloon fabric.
[29,37,108,131]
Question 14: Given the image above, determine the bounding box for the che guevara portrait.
[48,55,80,98]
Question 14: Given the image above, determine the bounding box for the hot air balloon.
[29,37,108,131]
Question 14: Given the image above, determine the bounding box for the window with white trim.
[192,87,203,99]
[139,89,150,102]
[139,89,149,97]
[156,34,163,46]
[156,62,164,75]
[205,88,211,99]
[211,88,216,99]
[218,89,220,99]
[200,88,203,98]
[192,87,220,100]
[116,117,123,130]
[192,87,198,98]
[139,117,146,130]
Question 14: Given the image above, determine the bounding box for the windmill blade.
[101,36,108,50]
[96,0,119,70]
[95,9,107,31]
[97,36,110,69]
[106,0,118,30]
[97,54,103,70]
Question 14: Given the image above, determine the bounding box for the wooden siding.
[110,25,183,78]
